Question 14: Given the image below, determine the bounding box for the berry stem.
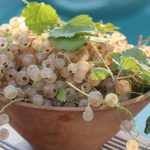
[57,52,72,64]
[118,72,138,80]
[0,98,31,114]
[90,43,115,81]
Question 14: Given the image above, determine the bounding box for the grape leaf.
[145,116,150,134]
[51,15,96,38]
[91,68,109,80]
[49,36,87,51]
[95,21,119,31]
[57,88,67,102]
[22,2,58,35]
[122,47,149,65]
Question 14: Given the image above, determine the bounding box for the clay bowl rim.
[0,92,149,112]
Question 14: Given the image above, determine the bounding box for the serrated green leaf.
[57,88,67,102]
[121,57,141,72]
[91,68,109,80]
[95,21,119,31]
[145,116,150,134]
[50,36,87,51]
[22,2,58,35]
[51,15,96,38]
[122,47,149,65]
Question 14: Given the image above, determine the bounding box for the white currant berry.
[88,91,103,107]
[32,95,43,105]
[105,93,118,107]
[54,58,65,69]
[67,63,78,74]
[126,140,139,150]
[30,68,41,81]
[79,99,88,107]
[0,114,9,126]
[0,128,9,140]
[81,82,91,93]
[116,80,131,94]
[4,85,18,99]
[0,37,7,50]
[43,99,53,106]
[41,68,53,79]
[76,61,90,74]
[83,106,94,121]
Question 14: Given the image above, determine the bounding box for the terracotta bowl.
[0,92,150,150]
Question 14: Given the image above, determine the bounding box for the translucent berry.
[42,40,54,53]
[35,52,47,65]
[45,72,57,83]
[32,94,43,105]
[0,68,4,79]
[79,99,88,107]
[9,17,22,27]
[42,59,55,71]
[30,69,41,81]
[67,63,78,74]
[74,71,86,83]
[0,128,9,140]
[0,37,7,50]
[25,88,37,98]
[27,65,38,77]
[60,67,70,78]
[0,114,9,126]
[10,44,20,54]
[56,80,66,89]
[83,106,94,121]
[116,80,131,94]
[16,71,29,85]
[81,82,91,93]
[4,85,18,99]
[0,55,8,67]
[0,24,12,36]
[126,140,139,150]
[4,51,15,61]
[76,61,90,74]
[6,69,17,81]
[22,54,36,66]
[43,84,57,98]
[41,68,53,79]
[66,88,76,99]
[105,93,118,107]
[120,120,133,132]
[18,34,31,48]
[55,58,65,69]
[31,38,43,51]
[88,91,103,107]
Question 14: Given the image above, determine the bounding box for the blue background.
[0,0,150,138]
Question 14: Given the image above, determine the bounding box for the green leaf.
[50,36,87,51]
[109,52,121,65]
[22,2,58,35]
[91,68,109,80]
[122,47,149,65]
[121,57,141,72]
[51,15,96,38]
[145,116,150,134]
[57,88,67,102]
[95,21,120,31]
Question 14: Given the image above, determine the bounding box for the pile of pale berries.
[0,16,147,145]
